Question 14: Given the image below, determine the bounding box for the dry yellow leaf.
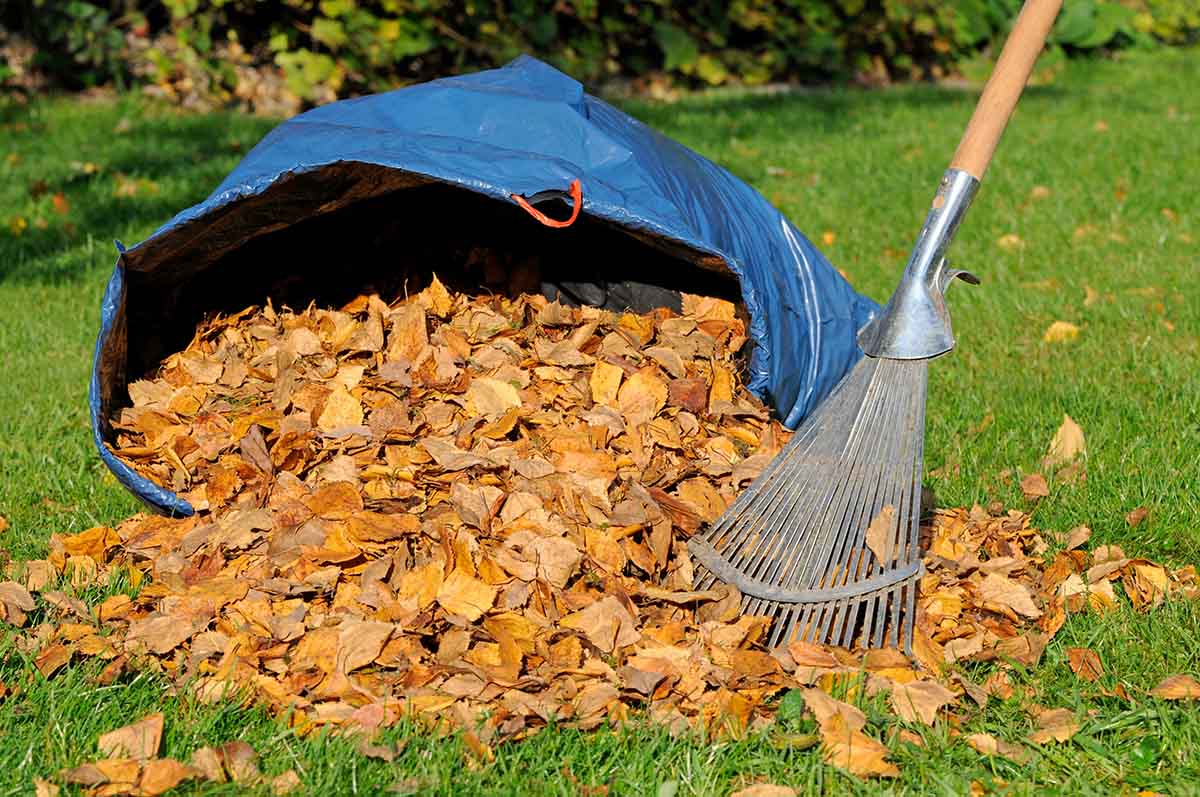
[336,620,395,672]
[1027,708,1079,744]
[977,573,1042,618]
[466,377,523,418]
[889,680,956,726]
[560,596,640,653]
[966,732,1028,763]
[1046,414,1086,466]
[317,385,363,431]
[98,712,163,760]
[1043,321,1080,343]
[617,366,668,428]
[138,758,198,795]
[864,505,896,565]
[732,786,797,797]
[820,714,899,778]
[1066,647,1104,682]
[436,569,497,622]
[1150,674,1200,700]
[589,361,623,406]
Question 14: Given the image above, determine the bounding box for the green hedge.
[3,0,1197,107]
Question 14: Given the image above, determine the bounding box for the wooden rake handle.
[949,0,1063,181]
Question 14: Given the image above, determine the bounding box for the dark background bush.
[2,0,1196,111]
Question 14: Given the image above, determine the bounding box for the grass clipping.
[5,277,1198,783]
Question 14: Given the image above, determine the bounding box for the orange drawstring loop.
[511,179,582,229]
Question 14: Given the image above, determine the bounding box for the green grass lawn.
[1,47,1198,795]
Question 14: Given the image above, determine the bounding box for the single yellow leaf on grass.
[997,233,1025,251]
[889,680,957,725]
[1027,708,1079,744]
[1066,647,1104,682]
[732,785,797,797]
[1150,674,1200,700]
[272,769,303,795]
[33,779,59,797]
[98,712,164,760]
[1045,414,1086,466]
[966,732,1028,763]
[821,230,837,246]
[865,505,896,565]
[1043,321,1080,343]
[820,714,899,778]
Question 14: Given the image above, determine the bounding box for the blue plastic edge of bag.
[90,55,878,518]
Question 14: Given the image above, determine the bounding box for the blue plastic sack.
[90,55,878,517]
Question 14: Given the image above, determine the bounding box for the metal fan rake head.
[688,354,928,652]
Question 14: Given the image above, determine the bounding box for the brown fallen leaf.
[1126,507,1149,528]
[33,779,59,797]
[864,505,896,565]
[272,769,303,795]
[1150,674,1200,700]
[731,785,797,797]
[1020,473,1049,501]
[1045,414,1085,467]
[1027,708,1079,744]
[138,758,198,795]
[889,680,956,726]
[966,732,1028,763]
[98,712,164,760]
[35,644,71,678]
[820,714,899,778]
[977,573,1042,619]
[1066,648,1104,682]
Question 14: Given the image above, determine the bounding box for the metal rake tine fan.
[689,0,1063,653]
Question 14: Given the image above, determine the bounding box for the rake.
[689,0,1063,652]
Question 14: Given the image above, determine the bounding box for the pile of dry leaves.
[2,278,1198,791]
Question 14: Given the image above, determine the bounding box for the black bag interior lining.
[115,163,744,408]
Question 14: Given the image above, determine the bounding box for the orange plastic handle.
[511,179,583,228]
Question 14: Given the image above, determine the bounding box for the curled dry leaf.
[966,732,1028,764]
[1027,708,1079,744]
[731,785,797,797]
[1150,674,1200,701]
[1045,414,1085,467]
[97,712,164,760]
[1066,647,1104,682]
[1043,321,1080,344]
[1020,473,1050,501]
[889,680,957,726]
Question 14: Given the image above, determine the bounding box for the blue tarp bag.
[90,55,878,517]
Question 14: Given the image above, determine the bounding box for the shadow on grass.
[0,94,274,285]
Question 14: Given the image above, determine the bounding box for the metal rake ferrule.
[857,168,981,360]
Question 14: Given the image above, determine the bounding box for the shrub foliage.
[2,0,1196,105]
